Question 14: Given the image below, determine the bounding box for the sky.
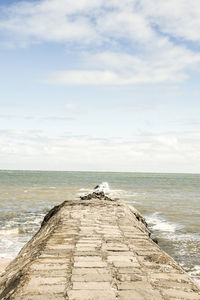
[0,0,200,173]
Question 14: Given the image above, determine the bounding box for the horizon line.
[0,169,200,175]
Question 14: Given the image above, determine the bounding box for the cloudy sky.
[0,0,200,172]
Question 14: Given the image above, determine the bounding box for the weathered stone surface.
[118,289,163,300]
[67,290,116,300]
[72,281,111,290]
[0,194,200,300]
[71,273,112,282]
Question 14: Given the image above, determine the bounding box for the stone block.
[117,267,143,274]
[27,277,66,285]
[149,272,191,283]
[75,247,97,252]
[151,279,195,290]
[71,274,112,282]
[117,273,145,282]
[23,283,65,294]
[161,289,200,299]
[30,263,68,271]
[32,269,68,277]
[73,251,101,257]
[107,255,137,262]
[74,261,107,268]
[37,258,70,264]
[47,244,74,250]
[72,268,110,275]
[105,251,133,256]
[113,261,140,268]
[15,296,65,300]
[104,245,129,251]
[72,282,111,290]
[74,256,102,262]
[76,244,100,248]
[118,290,162,300]
[67,290,116,300]
[117,282,154,290]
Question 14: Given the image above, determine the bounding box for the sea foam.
[145,212,178,233]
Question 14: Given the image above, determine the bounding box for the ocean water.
[0,170,199,283]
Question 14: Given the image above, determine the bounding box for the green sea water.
[0,170,200,282]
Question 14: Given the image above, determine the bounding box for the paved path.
[0,199,200,299]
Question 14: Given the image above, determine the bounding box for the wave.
[78,182,136,200]
[93,182,111,194]
[169,232,200,242]
[0,236,26,259]
[189,265,200,284]
[0,228,19,236]
[0,213,45,259]
[145,212,179,233]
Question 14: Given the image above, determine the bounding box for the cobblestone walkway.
[0,199,200,299]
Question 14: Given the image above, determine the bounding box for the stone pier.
[0,196,200,299]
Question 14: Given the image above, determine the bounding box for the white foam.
[94,182,111,194]
[79,183,136,201]
[189,265,200,284]
[152,222,177,232]
[0,228,19,236]
[0,238,13,248]
[168,232,200,242]
[194,265,200,271]
[79,183,111,197]
[145,212,178,233]
[31,216,44,225]
[0,237,25,259]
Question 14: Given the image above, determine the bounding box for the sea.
[0,170,199,283]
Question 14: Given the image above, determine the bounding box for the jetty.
[0,188,200,299]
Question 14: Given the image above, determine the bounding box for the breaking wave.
[145,212,180,233]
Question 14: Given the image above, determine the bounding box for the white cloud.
[112,100,165,111]
[96,10,154,42]
[0,0,100,44]
[64,102,76,111]
[47,47,200,85]
[0,114,74,121]
[1,0,200,84]
[141,0,200,42]
[1,130,200,172]
[1,0,200,45]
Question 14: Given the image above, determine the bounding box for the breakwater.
[0,190,200,299]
